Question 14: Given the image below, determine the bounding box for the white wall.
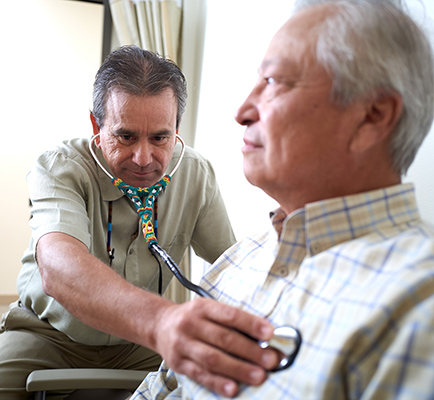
[0,0,103,295]
[1,0,433,293]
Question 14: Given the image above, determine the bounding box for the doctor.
[0,46,278,399]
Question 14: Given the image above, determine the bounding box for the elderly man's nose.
[235,92,259,126]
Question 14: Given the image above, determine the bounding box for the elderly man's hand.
[153,298,279,398]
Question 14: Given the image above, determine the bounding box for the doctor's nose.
[131,143,153,167]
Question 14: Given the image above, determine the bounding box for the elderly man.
[132,0,434,398]
[0,46,279,399]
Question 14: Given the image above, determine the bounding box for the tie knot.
[112,175,171,200]
[111,175,172,245]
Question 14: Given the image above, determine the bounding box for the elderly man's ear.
[350,91,403,153]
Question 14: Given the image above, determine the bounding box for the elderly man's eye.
[266,77,276,84]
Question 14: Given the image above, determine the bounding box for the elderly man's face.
[236,6,367,213]
[94,89,178,188]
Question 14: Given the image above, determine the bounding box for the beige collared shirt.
[17,138,236,345]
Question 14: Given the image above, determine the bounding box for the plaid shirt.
[133,183,434,400]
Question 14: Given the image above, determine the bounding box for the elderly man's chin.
[243,159,265,188]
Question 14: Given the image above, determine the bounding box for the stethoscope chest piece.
[259,326,302,372]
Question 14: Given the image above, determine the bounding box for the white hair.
[292,0,434,175]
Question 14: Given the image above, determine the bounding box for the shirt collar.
[271,183,419,257]
[93,146,125,202]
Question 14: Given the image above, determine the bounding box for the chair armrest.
[26,369,147,392]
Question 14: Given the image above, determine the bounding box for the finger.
[175,358,241,398]
[161,323,266,386]
[190,298,275,341]
[175,328,268,386]
[173,339,269,397]
[184,299,278,367]
[191,317,279,370]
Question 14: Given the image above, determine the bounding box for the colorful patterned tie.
[111,175,171,246]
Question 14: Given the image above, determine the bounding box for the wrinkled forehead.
[273,5,334,51]
[260,4,333,74]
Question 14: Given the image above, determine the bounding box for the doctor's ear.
[89,112,102,147]
[350,91,403,153]
[90,112,101,135]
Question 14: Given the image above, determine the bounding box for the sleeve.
[132,361,182,400]
[27,150,94,250]
[358,293,434,400]
[189,158,237,264]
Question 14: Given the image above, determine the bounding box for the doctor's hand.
[152,297,279,398]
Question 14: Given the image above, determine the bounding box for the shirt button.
[129,249,134,255]
[310,242,321,254]
[278,267,288,277]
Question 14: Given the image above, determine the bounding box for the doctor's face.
[94,89,178,188]
[235,6,365,213]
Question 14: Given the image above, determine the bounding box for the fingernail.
[250,368,265,384]
[262,351,276,368]
[224,382,237,397]
[260,325,273,338]
[262,351,279,370]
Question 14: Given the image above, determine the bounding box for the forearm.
[36,232,170,349]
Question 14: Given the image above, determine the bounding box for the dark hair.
[92,45,187,129]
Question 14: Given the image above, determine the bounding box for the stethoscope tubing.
[89,132,302,371]
[149,242,214,299]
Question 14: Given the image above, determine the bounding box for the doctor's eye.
[119,134,133,141]
[265,77,276,84]
[150,135,171,146]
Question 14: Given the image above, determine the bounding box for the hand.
[154,297,279,397]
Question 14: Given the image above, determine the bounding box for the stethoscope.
[89,133,302,372]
